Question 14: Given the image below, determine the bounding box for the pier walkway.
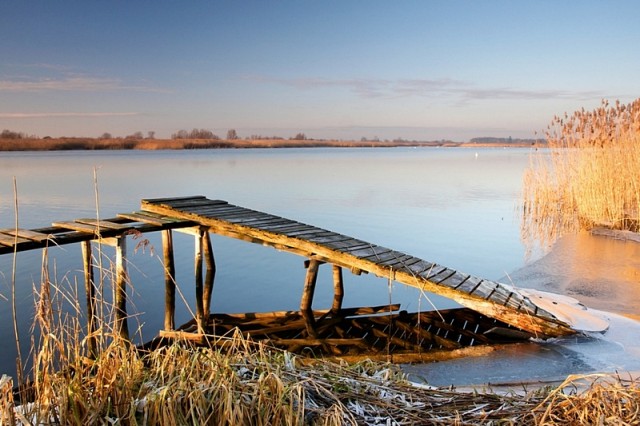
[1,195,601,359]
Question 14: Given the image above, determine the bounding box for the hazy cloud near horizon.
[246,75,604,103]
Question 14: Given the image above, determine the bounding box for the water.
[0,147,637,385]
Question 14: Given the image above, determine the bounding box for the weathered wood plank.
[52,221,100,234]
[75,219,132,230]
[430,268,457,284]
[117,212,193,226]
[454,275,484,295]
[143,195,209,204]
[440,272,471,289]
[0,233,31,246]
[0,228,51,242]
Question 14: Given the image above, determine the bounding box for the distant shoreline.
[0,137,545,151]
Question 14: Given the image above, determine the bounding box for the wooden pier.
[0,196,582,361]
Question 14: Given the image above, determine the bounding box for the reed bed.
[521,98,640,251]
[4,269,640,425]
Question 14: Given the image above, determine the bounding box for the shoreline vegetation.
[0,134,544,151]
[521,98,640,251]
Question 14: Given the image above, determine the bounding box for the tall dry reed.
[521,98,640,251]
[3,248,640,424]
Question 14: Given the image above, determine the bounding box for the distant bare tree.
[291,133,307,140]
[226,129,238,140]
[100,132,112,139]
[126,131,144,139]
[147,131,156,139]
[1,129,26,139]
[172,129,189,139]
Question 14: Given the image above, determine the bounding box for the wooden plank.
[285,227,332,238]
[75,219,132,230]
[454,275,484,295]
[439,271,470,289]
[419,265,447,280]
[404,260,435,276]
[306,233,351,244]
[429,268,457,284]
[143,195,209,204]
[0,233,31,246]
[0,228,51,242]
[52,221,100,234]
[377,253,416,268]
[118,212,189,226]
[180,205,251,217]
[362,249,404,264]
[471,280,500,299]
[326,239,370,251]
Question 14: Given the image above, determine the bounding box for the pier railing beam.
[162,230,176,331]
[81,241,98,357]
[331,265,344,316]
[300,259,320,338]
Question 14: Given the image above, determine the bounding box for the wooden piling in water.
[331,264,344,315]
[81,241,98,357]
[114,236,129,341]
[194,228,205,334]
[203,231,215,317]
[300,259,320,338]
[162,230,176,331]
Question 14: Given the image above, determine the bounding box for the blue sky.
[1,1,639,141]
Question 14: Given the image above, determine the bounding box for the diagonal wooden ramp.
[141,196,579,338]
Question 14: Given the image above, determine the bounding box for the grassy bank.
[0,137,453,151]
[521,99,640,250]
[2,252,638,425]
[0,137,545,151]
[4,334,639,424]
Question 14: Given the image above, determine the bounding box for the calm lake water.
[0,147,638,385]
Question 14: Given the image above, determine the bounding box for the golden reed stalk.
[521,99,640,251]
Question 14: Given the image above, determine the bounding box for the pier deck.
[0,195,586,360]
[141,196,574,338]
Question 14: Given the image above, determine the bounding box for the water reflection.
[6,147,632,384]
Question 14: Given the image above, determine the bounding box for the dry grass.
[521,98,640,251]
[3,253,639,425]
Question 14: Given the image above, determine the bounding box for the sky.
[1,1,639,142]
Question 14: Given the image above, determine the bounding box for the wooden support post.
[194,228,205,334]
[114,235,129,341]
[81,241,98,357]
[202,231,216,317]
[300,259,320,338]
[331,265,344,316]
[162,230,176,331]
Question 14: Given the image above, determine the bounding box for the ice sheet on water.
[405,233,640,387]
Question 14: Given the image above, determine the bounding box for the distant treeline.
[469,137,545,145]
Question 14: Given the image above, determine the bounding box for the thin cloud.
[459,87,602,101]
[247,74,601,101]
[0,112,140,118]
[0,76,169,93]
